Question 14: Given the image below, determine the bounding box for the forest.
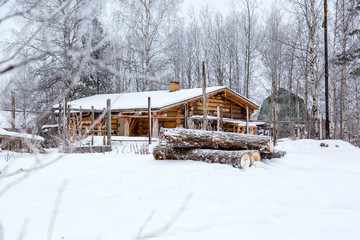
[0,0,359,145]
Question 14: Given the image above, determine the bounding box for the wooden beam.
[217,105,220,131]
[67,105,71,137]
[129,118,138,136]
[58,102,62,135]
[148,97,151,144]
[153,118,159,138]
[103,107,106,145]
[11,92,15,131]
[107,99,111,147]
[79,106,83,131]
[220,106,223,131]
[272,105,276,146]
[124,119,130,136]
[202,61,207,130]
[91,106,94,145]
[184,103,188,129]
[246,106,249,134]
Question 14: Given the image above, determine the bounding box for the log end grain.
[250,151,261,165]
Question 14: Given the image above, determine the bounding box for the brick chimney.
[170,81,180,92]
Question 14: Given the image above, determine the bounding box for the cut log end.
[239,153,251,169]
[250,151,261,165]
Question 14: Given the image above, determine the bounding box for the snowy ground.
[0,139,360,240]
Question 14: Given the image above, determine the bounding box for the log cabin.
[54,82,260,137]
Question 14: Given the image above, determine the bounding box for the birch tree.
[339,0,351,140]
[240,0,259,98]
[330,0,340,139]
[259,3,286,139]
[288,0,322,138]
[118,0,181,91]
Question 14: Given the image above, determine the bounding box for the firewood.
[260,150,287,159]
[153,145,257,169]
[250,151,261,164]
[159,128,272,152]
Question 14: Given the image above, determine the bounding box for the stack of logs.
[153,128,286,169]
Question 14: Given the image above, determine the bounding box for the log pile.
[153,128,286,169]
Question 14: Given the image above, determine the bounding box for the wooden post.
[153,118,159,138]
[263,123,266,136]
[319,112,323,140]
[296,100,300,138]
[63,97,66,142]
[58,102,62,135]
[79,106,83,134]
[220,106,223,131]
[272,105,276,146]
[11,92,15,131]
[124,119,130,136]
[91,106,94,146]
[103,107,106,145]
[148,97,152,144]
[184,103,188,129]
[11,92,15,151]
[202,61,207,130]
[71,106,76,138]
[107,99,111,147]
[217,105,220,131]
[246,106,249,134]
[67,105,71,137]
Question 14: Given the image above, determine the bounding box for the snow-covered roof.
[0,128,44,141]
[55,86,258,111]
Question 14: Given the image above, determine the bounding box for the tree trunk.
[144,2,151,91]
[341,0,349,140]
[330,0,339,139]
[310,0,319,138]
[153,145,258,169]
[304,44,309,138]
[356,79,360,146]
[159,128,273,152]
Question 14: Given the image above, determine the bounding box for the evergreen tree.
[77,18,113,97]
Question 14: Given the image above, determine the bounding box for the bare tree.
[117,0,181,91]
[330,0,340,139]
[240,0,259,98]
[339,0,351,140]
